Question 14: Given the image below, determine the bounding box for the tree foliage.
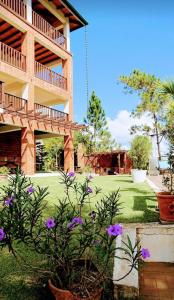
[43,137,64,171]
[119,69,171,160]
[129,136,152,170]
[84,91,119,152]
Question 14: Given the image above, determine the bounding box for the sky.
[68,0,174,149]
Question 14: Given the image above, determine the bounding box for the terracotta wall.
[0,131,21,168]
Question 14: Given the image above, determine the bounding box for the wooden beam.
[1,29,19,42]
[1,32,21,44]
[38,0,66,24]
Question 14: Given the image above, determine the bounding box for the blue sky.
[70,0,174,124]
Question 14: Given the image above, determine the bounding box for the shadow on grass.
[121,187,155,195]
[0,273,54,300]
[133,195,157,211]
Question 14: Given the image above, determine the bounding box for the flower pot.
[48,280,103,300]
[132,170,147,183]
[157,192,174,223]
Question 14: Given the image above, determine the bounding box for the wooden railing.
[0,42,26,71]
[32,10,66,49]
[35,103,68,122]
[0,0,27,19]
[0,93,27,113]
[35,61,67,90]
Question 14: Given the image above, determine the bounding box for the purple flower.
[89,211,96,219]
[0,228,5,241]
[67,222,76,230]
[67,217,83,230]
[141,248,150,259]
[87,187,93,194]
[107,224,123,236]
[88,175,93,180]
[68,171,75,177]
[45,218,55,229]
[5,195,15,206]
[72,217,83,225]
[27,186,35,193]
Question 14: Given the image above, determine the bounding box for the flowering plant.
[0,169,149,298]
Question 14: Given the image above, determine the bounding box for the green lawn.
[26,174,158,223]
[0,174,159,299]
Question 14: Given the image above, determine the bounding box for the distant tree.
[120,69,170,160]
[160,81,174,144]
[84,91,119,152]
[43,137,63,171]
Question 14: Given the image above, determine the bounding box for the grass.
[0,174,159,299]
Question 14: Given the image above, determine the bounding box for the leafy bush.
[0,166,10,175]
[129,136,152,170]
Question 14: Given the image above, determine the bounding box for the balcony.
[35,103,68,122]
[32,11,66,50]
[35,61,67,90]
[0,85,68,123]
[0,93,27,114]
[0,0,67,50]
[0,0,27,19]
[0,42,26,71]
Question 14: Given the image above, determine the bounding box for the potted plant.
[0,169,150,299]
[129,136,152,183]
[157,145,174,223]
[0,166,10,180]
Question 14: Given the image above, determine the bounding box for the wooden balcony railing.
[0,0,27,19]
[32,10,66,49]
[0,42,26,71]
[35,103,68,122]
[0,93,27,113]
[0,83,67,122]
[35,61,67,90]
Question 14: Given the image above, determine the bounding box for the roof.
[32,0,88,32]
[61,0,88,27]
[85,150,128,157]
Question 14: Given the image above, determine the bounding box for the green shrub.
[0,167,10,175]
[129,136,152,170]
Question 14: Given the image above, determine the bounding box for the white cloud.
[107,110,168,155]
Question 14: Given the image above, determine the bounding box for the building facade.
[0,0,87,174]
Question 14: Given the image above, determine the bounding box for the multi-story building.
[0,0,87,174]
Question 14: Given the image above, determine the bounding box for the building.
[77,147,132,175]
[0,0,87,174]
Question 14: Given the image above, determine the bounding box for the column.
[24,0,32,23]
[63,18,70,52]
[77,143,85,170]
[21,127,35,175]
[64,133,74,172]
[62,57,73,121]
[21,31,35,111]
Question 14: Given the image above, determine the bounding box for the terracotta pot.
[48,280,103,300]
[157,192,174,223]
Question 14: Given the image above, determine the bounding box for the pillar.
[21,31,35,111]
[77,143,85,170]
[62,57,73,121]
[24,0,32,23]
[63,18,70,52]
[21,127,35,175]
[64,133,74,172]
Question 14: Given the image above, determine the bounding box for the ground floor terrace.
[0,83,82,175]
